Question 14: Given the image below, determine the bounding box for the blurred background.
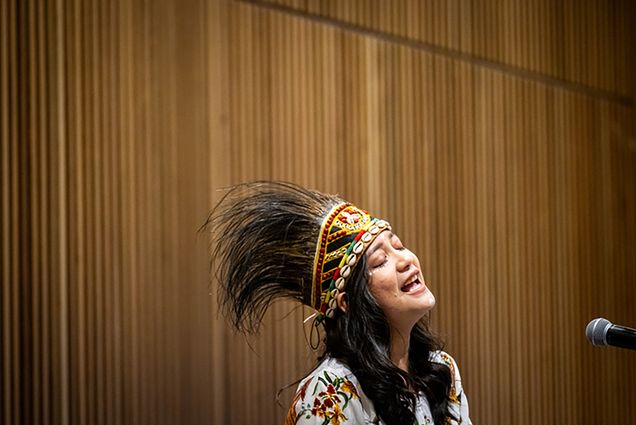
[2,0,636,424]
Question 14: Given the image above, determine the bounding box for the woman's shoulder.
[429,350,458,368]
[284,357,371,425]
[428,351,471,423]
[294,357,364,406]
[301,357,358,385]
[429,350,464,388]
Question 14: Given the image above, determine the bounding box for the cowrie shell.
[368,225,379,235]
[329,298,337,309]
[361,233,372,243]
[340,265,351,278]
[335,277,345,290]
[353,241,364,254]
[347,254,357,266]
[326,308,335,318]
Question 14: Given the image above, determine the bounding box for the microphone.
[586,318,636,350]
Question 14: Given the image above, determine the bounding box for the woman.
[205,182,471,425]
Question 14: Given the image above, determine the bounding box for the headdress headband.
[311,202,391,319]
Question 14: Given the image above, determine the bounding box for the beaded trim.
[311,202,391,319]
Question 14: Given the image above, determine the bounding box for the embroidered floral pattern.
[287,353,469,425]
[292,371,359,425]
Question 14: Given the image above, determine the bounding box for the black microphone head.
[586,318,613,347]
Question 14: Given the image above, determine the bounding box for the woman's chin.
[417,287,436,311]
[404,290,437,324]
[426,289,436,308]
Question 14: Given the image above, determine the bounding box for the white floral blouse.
[284,351,471,425]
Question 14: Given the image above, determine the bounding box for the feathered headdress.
[203,181,390,334]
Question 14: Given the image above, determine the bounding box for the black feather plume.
[201,181,341,334]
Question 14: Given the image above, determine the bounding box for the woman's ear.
[335,292,348,314]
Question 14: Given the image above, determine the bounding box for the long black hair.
[324,256,454,425]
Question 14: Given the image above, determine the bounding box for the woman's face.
[365,230,435,331]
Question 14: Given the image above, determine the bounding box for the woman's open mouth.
[401,278,425,294]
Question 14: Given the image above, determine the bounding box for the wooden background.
[2,0,636,424]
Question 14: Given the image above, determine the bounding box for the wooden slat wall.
[2,0,635,424]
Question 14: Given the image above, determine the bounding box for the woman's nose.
[396,250,415,272]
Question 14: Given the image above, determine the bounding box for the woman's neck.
[390,328,411,373]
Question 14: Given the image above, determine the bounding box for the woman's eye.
[371,255,387,268]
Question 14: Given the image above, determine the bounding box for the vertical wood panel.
[244,0,633,99]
